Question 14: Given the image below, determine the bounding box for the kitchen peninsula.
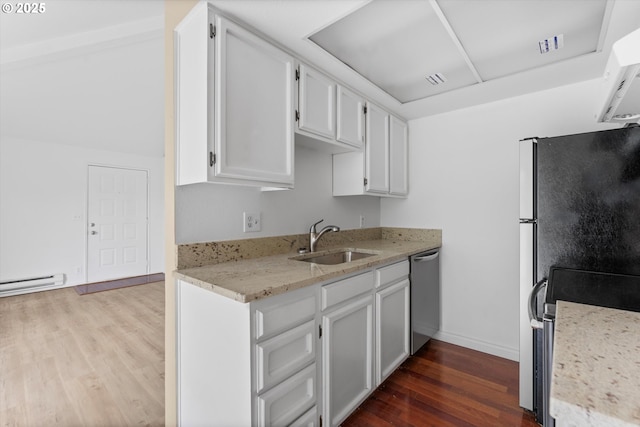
[550,301,640,427]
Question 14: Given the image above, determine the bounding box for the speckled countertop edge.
[175,235,440,303]
[550,301,640,427]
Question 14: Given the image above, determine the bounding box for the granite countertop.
[175,238,439,303]
[550,301,640,427]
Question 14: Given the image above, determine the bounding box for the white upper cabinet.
[389,115,408,196]
[364,102,390,194]
[175,4,294,188]
[174,4,213,186]
[215,16,295,186]
[175,3,407,194]
[297,64,335,141]
[333,103,408,198]
[336,86,365,149]
[295,65,360,154]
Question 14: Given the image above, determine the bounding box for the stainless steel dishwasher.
[410,250,440,354]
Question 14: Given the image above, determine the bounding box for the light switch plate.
[243,212,261,232]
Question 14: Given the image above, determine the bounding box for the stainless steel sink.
[292,249,377,265]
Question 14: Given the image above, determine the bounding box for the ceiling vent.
[539,34,564,54]
[426,73,447,85]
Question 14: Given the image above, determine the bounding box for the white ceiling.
[0,0,162,50]
[0,0,164,157]
[209,0,640,120]
[1,0,639,155]
[310,0,610,103]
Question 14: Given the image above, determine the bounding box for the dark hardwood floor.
[342,340,539,427]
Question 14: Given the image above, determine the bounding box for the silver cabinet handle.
[91,231,98,235]
[413,252,439,262]
[89,222,95,227]
[528,279,547,329]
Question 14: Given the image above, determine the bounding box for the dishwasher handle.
[413,252,439,262]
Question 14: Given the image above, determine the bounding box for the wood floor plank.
[386,374,503,421]
[0,282,165,426]
[368,383,472,427]
[343,340,539,427]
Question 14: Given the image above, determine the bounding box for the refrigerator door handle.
[528,279,547,329]
[519,218,537,224]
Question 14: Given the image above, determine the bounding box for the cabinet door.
[174,3,214,186]
[375,279,410,385]
[298,65,335,140]
[322,294,374,427]
[364,102,389,194]
[389,115,408,196]
[336,86,364,148]
[215,16,295,186]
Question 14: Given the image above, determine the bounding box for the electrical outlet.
[359,215,365,228]
[243,212,261,232]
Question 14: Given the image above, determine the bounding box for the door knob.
[90,222,95,227]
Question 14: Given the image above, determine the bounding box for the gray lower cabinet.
[322,293,374,426]
[176,259,410,427]
[375,278,410,384]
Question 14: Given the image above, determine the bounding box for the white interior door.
[87,165,148,283]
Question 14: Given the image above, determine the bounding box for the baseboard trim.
[433,330,519,362]
[75,273,165,295]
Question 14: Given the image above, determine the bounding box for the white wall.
[381,78,620,360]
[176,145,380,243]
[0,137,165,286]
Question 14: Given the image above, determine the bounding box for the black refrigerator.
[518,126,640,424]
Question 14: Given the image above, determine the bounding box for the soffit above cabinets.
[309,0,611,104]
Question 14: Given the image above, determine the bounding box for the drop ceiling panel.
[310,0,478,103]
[438,0,608,81]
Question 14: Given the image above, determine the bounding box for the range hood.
[596,27,640,124]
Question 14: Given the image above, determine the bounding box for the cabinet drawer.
[376,260,409,288]
[255,290,316,340]
[322,271,374,310]
[256,363,316,427]
[256,320,316,394]
[290,405,318,427]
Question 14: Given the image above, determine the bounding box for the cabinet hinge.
[210,152,216,166]
[209,24,216,39]
[295,67,300,81]
[364,177,368,186]
[295,110,300,122]
[363,106,368,114]
[319,324,322,338]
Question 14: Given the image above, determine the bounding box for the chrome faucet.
[309,219,340,252]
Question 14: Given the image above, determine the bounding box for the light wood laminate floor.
[0,282,164,427]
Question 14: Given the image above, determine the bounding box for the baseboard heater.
[0,274,65,297]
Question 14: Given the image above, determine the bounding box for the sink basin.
[293,249,377,265]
